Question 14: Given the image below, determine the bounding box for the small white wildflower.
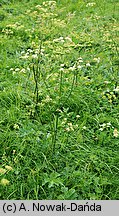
[35,49,39,54]
[48,1,56,6]
[59,68,64,72]
[83,126,87,130]
[99,128,104,131]
[94,15,101,20]
[65,36,72,42]
[13,124,19,130]
[15,68,20,72]
[86,2,96,7]
[114,86,119,92]
[53,37,64,43]
[12,71,16,75]
[104,81,110,84]
[76,115,80,118]
[77,65,82,69]
[20,68,26,73]
[65,127,70,132]
[27,67,30,72]
[59,37,63,40]
[65,78,69,81]
[77,57,83,63]
[35,5,42,8]
[67,122,73,127]
[93,57,100,63]
[69,66,76,71]
[47,133,51,138]
[10,68,13,71]
[21,51,25,55]
[0,168,6,174]
[13,150,16,154]
[5,165,13,171]
[86,62,91,67]
[1,179,10,186]
[32,54,38,59]
[106,122,111,127]
[61,121,66,125]
[70,126,74,131]
[27,49,33,53]
[20,54,29,59]
[56,109,62,113]
[113,128,118,138]
[64,118,67,122]
[100,123,106,128]
[60,39,65,43]
[44,95,52,103]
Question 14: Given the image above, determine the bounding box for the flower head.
[1,178,10,186]
[0,168,6,174]
[113,128,118,138]
[5,165,13,171]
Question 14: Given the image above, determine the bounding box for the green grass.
[0,0,119,199]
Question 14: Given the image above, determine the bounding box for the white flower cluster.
[20,47,44,60]
[42,95,52,103]
[10,67,29,75]
[113,128,118,138]
[36,1,56,12]
[43,1,56,7]
[99,122,112,131]
[86,2,96,7]
[114,86,119,92]
[53,36,73,44]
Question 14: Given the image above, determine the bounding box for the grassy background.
[0,0,119,199]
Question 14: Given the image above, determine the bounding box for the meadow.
[0,0,119,199]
